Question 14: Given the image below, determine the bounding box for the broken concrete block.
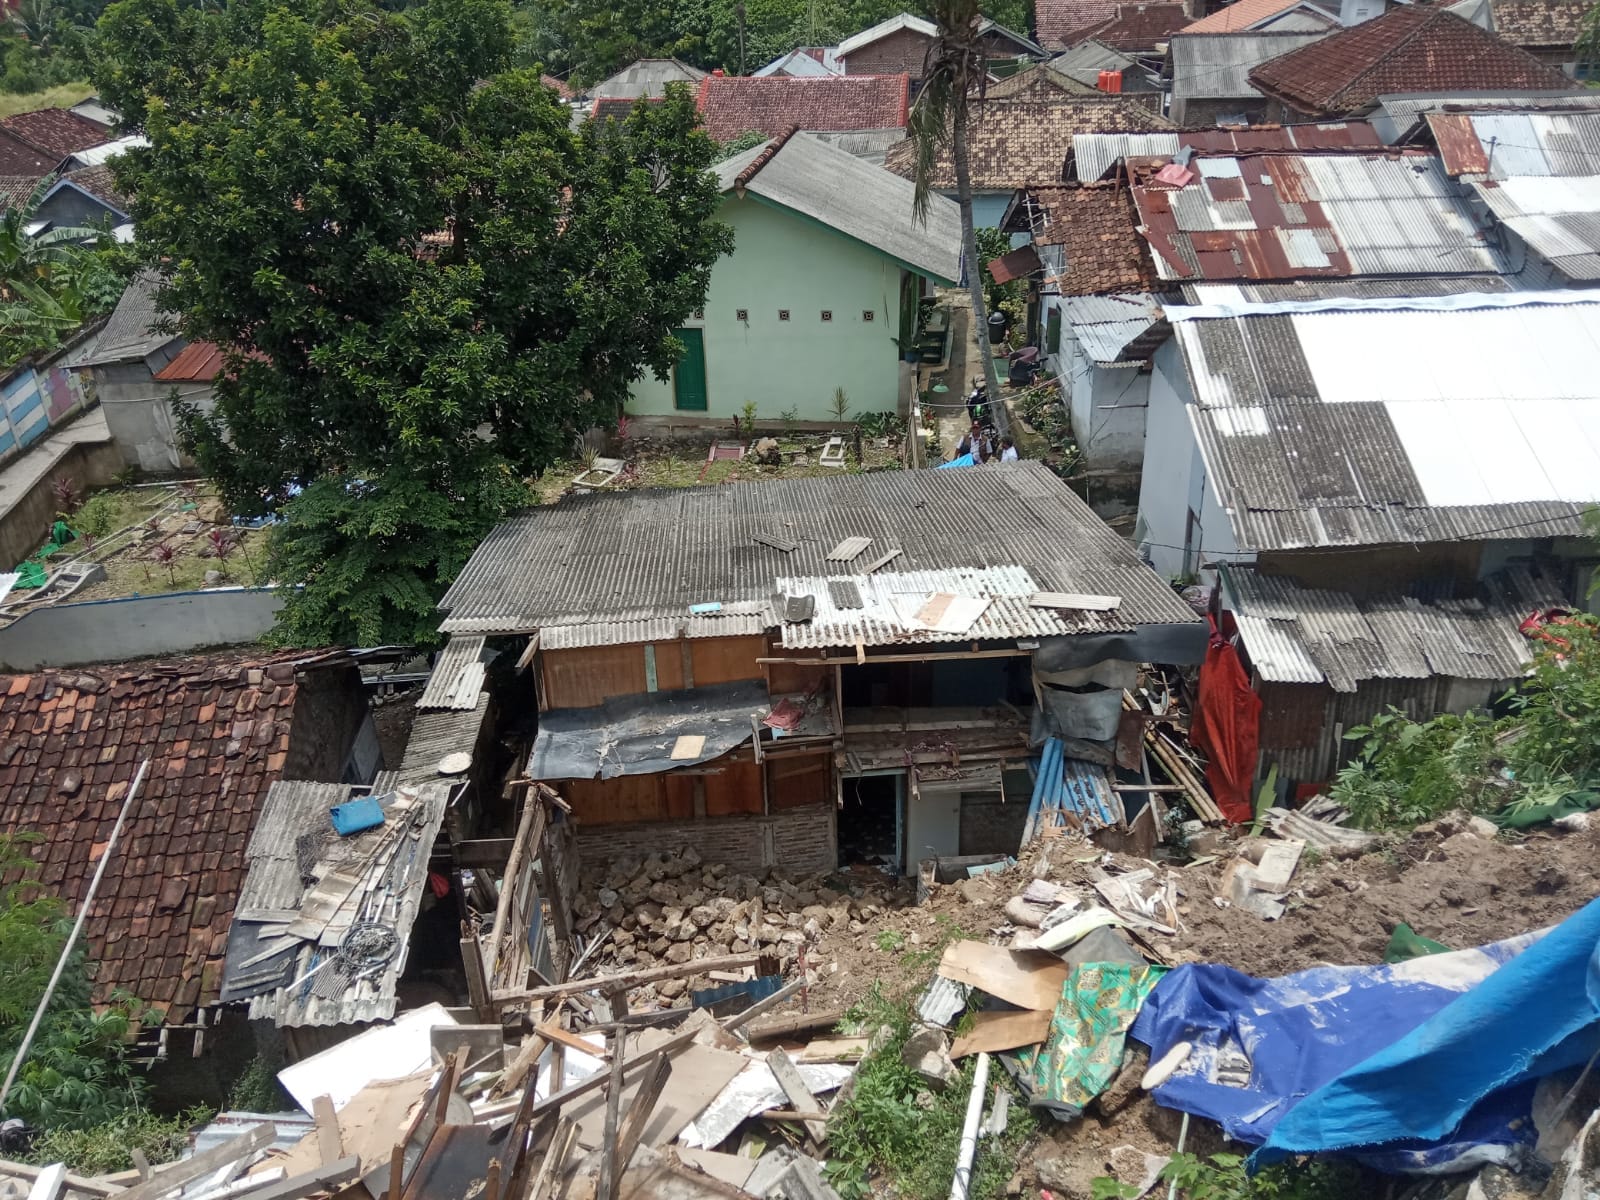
[900,1026,957,1092]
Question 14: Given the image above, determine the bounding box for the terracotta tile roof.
[1030,184,1163,294]
[1073,3,1191,49]
[883,95,1171,190]
[694,72,910,140]
[591,95,664,122]
[0,651,351,1022]
[1490,0,1591,48]
[0,108,110,158]
[1037,0,1128,47]
[541,73,575,99]
[1249,7,1577,116]
[0,174,39,210]
[58,163,129,212]
[1185,0,1315,33]
[0,131,56,177]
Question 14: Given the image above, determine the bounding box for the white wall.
[1060,328,1150,471]
[1135,339,1242,582]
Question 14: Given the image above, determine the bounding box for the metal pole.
[0,758,150,1112]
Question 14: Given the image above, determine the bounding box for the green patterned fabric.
[1015,961,1168,1114]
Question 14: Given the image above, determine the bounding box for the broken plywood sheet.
[566,1039,747,1151]
[263,1072,431,1179]
[949,1009,1053,1059]
[936,941,1070,1012]
[670,1149,756,1189]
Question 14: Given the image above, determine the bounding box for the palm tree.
[907,0,1005,428]
[1,177,105,361]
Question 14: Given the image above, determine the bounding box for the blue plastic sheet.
[937,454,976,468]
[1129,906,1600,1173]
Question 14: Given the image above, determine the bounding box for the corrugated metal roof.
[1473,172,1600,281]
[1430,110,1600,179]
[1065,292,1169,363]
[238,781,453,1027]
[417,635,486,710]
[1181,275,1515,303]
[1070,122,1382,183]
[776,564,1127,649]
[1130,151,1503,282]
[1168,32,1329,99]
[1225,566,1556,691]
[440,462,1200,640]
[1377,90,1600,143]
[1175,292,1600,550]
[540,613,767,649]
[237,781,352,915]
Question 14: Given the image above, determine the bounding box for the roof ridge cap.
[736,125,800,188]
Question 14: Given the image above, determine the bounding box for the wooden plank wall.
[766,749,831,811]
[539,635,768,709]
[559,751,767,826]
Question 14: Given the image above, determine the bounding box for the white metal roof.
[66,135,148,167]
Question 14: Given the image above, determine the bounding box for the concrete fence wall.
[0,587,284,670]
[0,436,123,569]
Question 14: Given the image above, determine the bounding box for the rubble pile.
[576,847,911,1004]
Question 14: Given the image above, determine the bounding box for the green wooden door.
[673,328,708,411]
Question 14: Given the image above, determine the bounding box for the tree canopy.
[93,0,733,645]
[526,0,1032,88]
[0,178,125,366]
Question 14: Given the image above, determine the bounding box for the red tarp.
[1190,618,1260,824]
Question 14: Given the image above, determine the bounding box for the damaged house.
[1136,290,1600,788]
[0,650,377,1058]
[436,463,1202,879]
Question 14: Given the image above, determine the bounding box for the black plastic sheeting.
[528,679,771,780]
[1032,623,1207,671]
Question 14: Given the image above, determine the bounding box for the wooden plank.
[1029,592,1121,611]
[949,1010,1053,1059]
[493,1034,548,1100]
[862,548,902,574]
[497,952,764,1004]
[743,1007,845,1043]
[235,1157,358,1200]
[117,1126,275,1200]
[312,1096,342,1166]
[766,1050,827,1146]
[0,1162,118,1199]
[614,1052,672,1172]
[537,1019,608,1062]
[24,1165,65,1200]
[825,536,871,562]
[461,932,490,1019]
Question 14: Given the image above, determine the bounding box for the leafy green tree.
[93,0,732,646]
[0,177,125,363]
[0,835,149,1131]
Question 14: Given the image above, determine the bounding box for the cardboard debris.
[949,1010,1053,1059]
[936,941,1071,1012]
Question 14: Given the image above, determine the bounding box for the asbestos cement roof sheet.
[1225,565,1558,691]
[417,635,487,710]
[1168,31,1330,100]
[1066,292,1169,362]
[1473,175,1600,279]
[719,128,960,282]
[1173,290,1600,549]
[440,461,1199,641]
[1131,151,1503,281]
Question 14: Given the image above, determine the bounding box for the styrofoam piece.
[278,1002,458,1111]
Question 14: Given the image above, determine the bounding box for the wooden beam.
[0,1162,119,1199]
[757,648,1032,666]
[494,952,764,1004]
[312,1095,342,1166]
[453,838,516,868]
[612,1052,672,1180]
[237,1157,359,1200]
[537,1019,607,1062]
[117,1126,275,1200]
[744,1007,845,1043]
[766,1049,827,1146]
[461,929,490,1020]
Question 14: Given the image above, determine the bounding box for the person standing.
[998,436,1019,463]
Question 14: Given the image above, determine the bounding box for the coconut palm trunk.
[908,0,1006,439]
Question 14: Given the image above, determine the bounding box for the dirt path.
[929,289,979,461]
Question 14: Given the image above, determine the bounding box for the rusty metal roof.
[1071,122,1383,182]
[440,462,1199,641]
[1130,150,1503,281]
[1429,110,1600,178]
[1224,565,1560,691]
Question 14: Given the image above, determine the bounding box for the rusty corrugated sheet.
[1426,112,1489,177]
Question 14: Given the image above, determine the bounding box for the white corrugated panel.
[1233,613,1323,684]
[1471,113,1548,179]
[1492,175,1600,216]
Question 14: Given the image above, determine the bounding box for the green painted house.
[628,128,963,427]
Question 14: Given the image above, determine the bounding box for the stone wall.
[573,801,835,877]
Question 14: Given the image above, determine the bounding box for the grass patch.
[0,83,95,121]
[30,1107,211,1175]
[827,983,1037,1200]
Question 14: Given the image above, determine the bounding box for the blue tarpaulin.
[1130,899,1600,1173]
[937,454,976,468]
